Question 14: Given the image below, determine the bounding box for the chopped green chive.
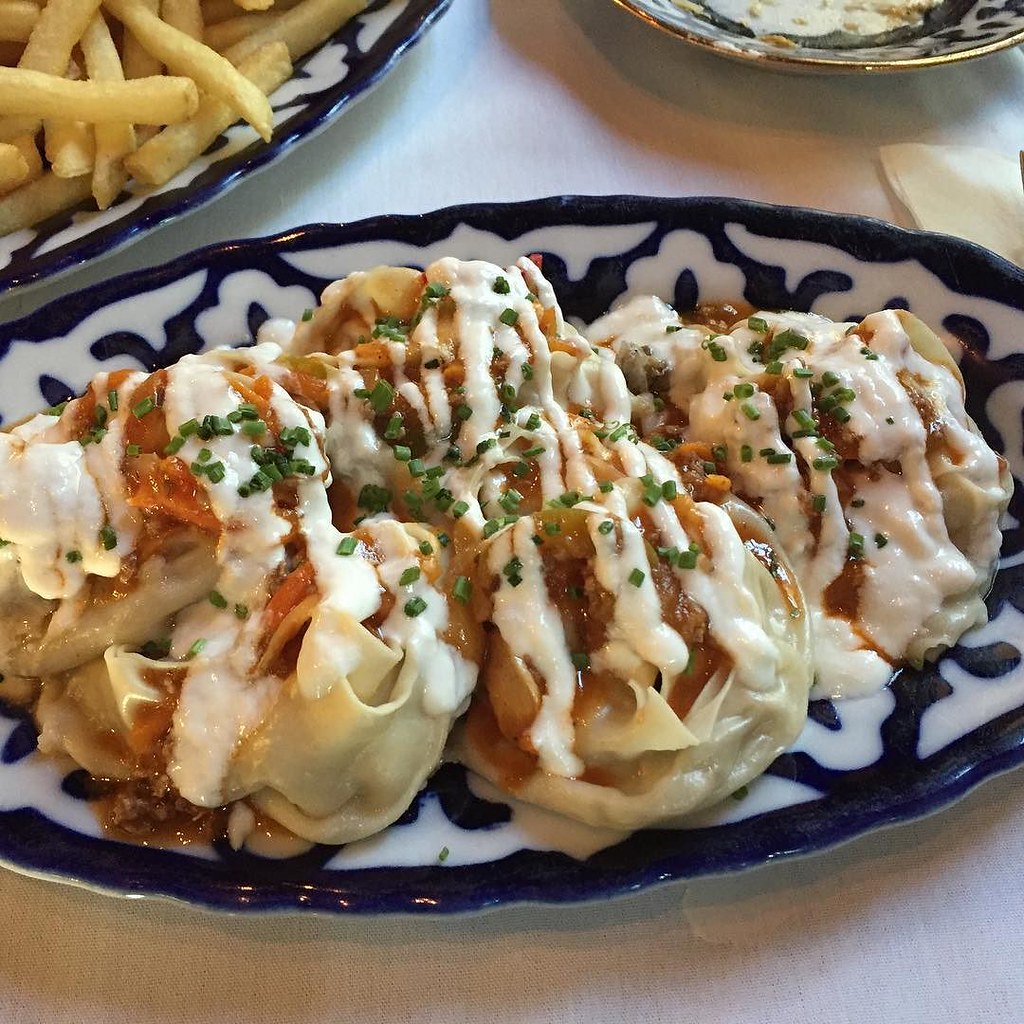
[544,522,561,536]
[357,484,392,514]
[107,390,119,411]
[498,489,523,513]
[404,597,427,618]
[451,500,470,519]
[208,590,228,609]
[132,396,156,418]
[875,533,888,548]
[524,413,541,431]
[741,402,761,421]
[234,603,250,620]
[186,638,207,659]
[741,444,753,463]
[385,413,405,441]
[599,481,614,494]
[99,525,117,550]
[848,532,865,559]
[499,308,519,327]
[598,520,615,535]
[734,382,755,399]
[748,316,768,333]
[393,445,412,462]
[301,308,314,322]
[766,452,792,465]
[419,540,433,556]
[661,480,678,500]
[812,456,839,471]
[812,494,827,513]
[399,566,421,587]
[65,549,82,563]
[452,576,472,603]
[522,445,545,458]
[792,367,814,379]
[367,379,394,413]
[628,568,645,587]
[493,276,510,294]
[455,403,473,421]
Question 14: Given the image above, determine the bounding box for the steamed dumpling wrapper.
[17,345,477,846]
[590,301,1013,697]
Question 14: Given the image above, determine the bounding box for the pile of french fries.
[0,0,367,235]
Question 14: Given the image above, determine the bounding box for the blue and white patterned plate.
[0,0,452,294]
[1,195,1022,914]
[615,0,1024,71]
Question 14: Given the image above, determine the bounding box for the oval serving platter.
[0,0,453,295]
[614,0,1024,72]
[0,195,1022,914]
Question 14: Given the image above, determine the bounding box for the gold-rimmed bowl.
[613,0,1024,72]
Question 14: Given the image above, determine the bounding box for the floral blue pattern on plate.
[0,194,1022,914]
[0,0,453,294]
[615,0,1024,71]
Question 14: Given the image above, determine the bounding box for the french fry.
[9,133,41,180]
[122,0,162,79]
[0,139,28,193]
[0,170,91,234]
[104,0,273,140]
[44,119,95,177]
[232,0,273,11]
[225,0,365,63]
[161,0,202,41]
[0,66,199,122]
[44,57,95,180]
[0,0,39,42]
[19,0,101,72]
[200,0,301,24]
[125,39,288,186]
[203,12,275,53]
[80,11,135,209]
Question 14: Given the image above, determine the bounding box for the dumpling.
[451,490,811,831]
[590,301,1013,697]
[12,343,478,846]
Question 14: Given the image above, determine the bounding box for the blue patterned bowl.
[0,0,453,294]
[0,195,1022,914]
[615,0,1024,71]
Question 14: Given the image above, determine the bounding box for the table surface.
[1,2,1023,1021]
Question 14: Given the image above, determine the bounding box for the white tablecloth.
[1,2,1022,1020]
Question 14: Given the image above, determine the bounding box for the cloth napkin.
[879,143,1024,267]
